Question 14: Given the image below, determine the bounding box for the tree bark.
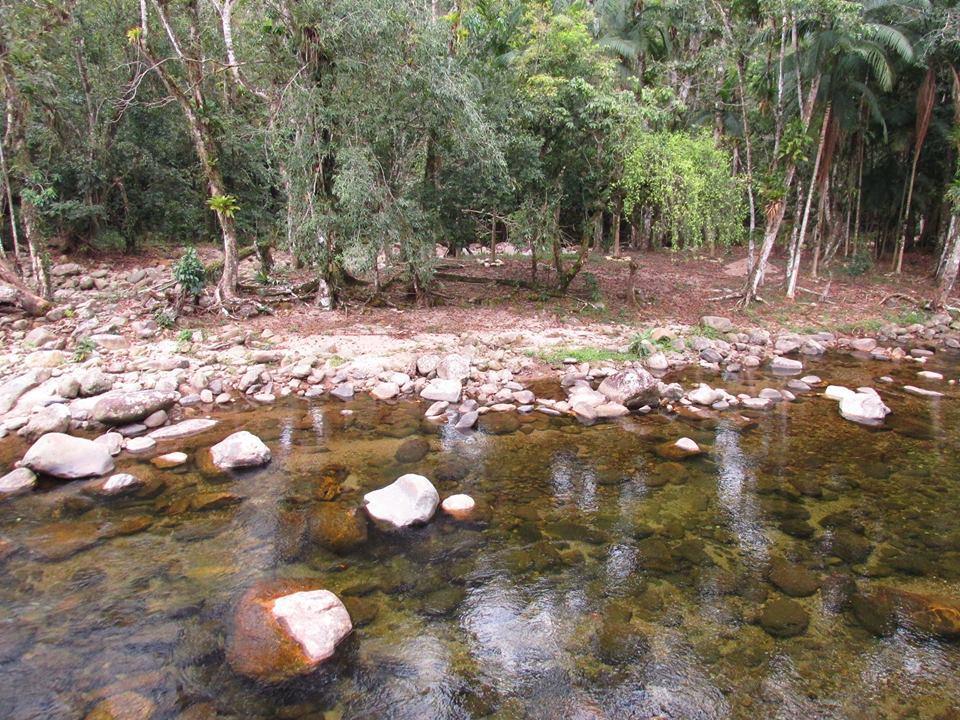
[936,214,960,308]
[0,255,49,315]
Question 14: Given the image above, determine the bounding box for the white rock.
[95,431,124,456]
[420,379,462,403]
[152,451,188,468]
[595,402,630,418]
[441,494,476,520]
[424,401,449,417]
[271,590,352,663]
[99,473,143,496]
[436,354,470,382]
[839,392,891,425]
[363,473,439,530]
[148,418,218,440]
[903,385,944,398]
[770,356,803,373]
[210,431,271,470]
[917,371,944,381]
[824,385,856,401]
[21,433,115,479]
[0,467,36,497]
[688,384,720,406]
[371,381,400,400]
[675,437,700,453]
[22,403,71,437]
[125,436,156,454]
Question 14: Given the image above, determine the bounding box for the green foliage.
[628,329,672,357]
[177,329,193,343]
[538,346,637,364]
[843,251,874,276]
[173,248,206,298]
[73,338,95,363]
[207,194,241,218]
[153,308,176,329]
[582,272,602,301]
[621,130,745,249]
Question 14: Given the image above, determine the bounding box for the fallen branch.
[879,291,923,307]
[0,258,51,316]
[434,271,535,289]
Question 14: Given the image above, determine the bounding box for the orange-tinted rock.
[307,503,367,554]
[853,585,960,639]
[84,691,156,720]
[226,579,352,683]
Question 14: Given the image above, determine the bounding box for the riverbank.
[1,248,959,452]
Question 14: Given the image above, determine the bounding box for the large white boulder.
[21,432,115,479]
[839,391,891,425]
[597,368,657,405]
[363,473,439,530]
[420,379,462,403]
[436,354,470,382]
[210,431,271,470]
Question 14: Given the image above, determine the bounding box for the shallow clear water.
[1,354,960,719]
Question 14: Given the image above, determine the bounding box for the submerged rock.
[209,431,271,470]
[395,437,430,463]
[767,557,820,597]
[22,433,115,479]
[148,418,218,440]
[852,585,960,639]
[308,503,368,553]
[655,437,703,460]
[363,474,439,530]
[759,598,809,637]
[226,580,352,683]
[84,691,156,720]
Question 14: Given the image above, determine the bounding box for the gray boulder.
[92,390,178,425]
[597,368,657,405]
[22,432,115,479]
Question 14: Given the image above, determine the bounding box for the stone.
[209,431,271,470]
[125,436,156,454]
[330,383,354,401]
[645,352,669,371]
[441,494,475,520]
[371,381,400,400]
[595,402,630,418]
[152,452,188,468]
[0,467,36,498]
[416,354,441,376]
[597,368,657,405]
[424,401,449,417]
[77,368,114,397]
[701,316,734,333]
[93,390,178,425]
[142,410,167,428]
[420,379,462,403]
[903,385,944,398]
[395,437,430,463]
[852,586,960,639]
[0,370,48,414]
[839,392,891,425]
[436,353,470,382]
[308,503,368,553]
[688,384,721,406]
[824,385,855,401]
[22,403,71,437]
[363,473,439,531]
[25,326,57,346]
[190,492,243,512]
[84,691,156,720]
[850,337,878,353]
[95,473,144,497]
[51,262,83,277]
[770,356,803,373]
[226,580,352,683]
[655,437,703,460]
[95,432,123,456]
[22,433,115,479]
[917,370,943,381]
[27,521,102,561]
[768,558,820,597]
[454,411,478,430]
[759,598,809,638]
[148,418,218,440]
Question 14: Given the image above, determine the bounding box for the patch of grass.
[177,329,194,343]
[834,317,885,334]
[890,309,930,326]
[627,329,673,358]
[153,308,176,329]
[538,346,637,365]
[328,355,347,368]
[693,322,724,341]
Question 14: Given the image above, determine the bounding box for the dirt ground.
[90,243,948,337]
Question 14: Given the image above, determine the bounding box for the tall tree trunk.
[936,214,960,308]
[743,72,820,304]
[612,198,622,258]
[786,103,831,298]
[21,197,50,299]
[895,67,937,273]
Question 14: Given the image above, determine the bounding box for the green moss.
[537,346,637,365]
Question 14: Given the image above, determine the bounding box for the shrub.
[843,251,873,277]
[173,247,206,297]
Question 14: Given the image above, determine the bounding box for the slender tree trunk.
[21,198,50,299]
[0,134,17,268]
[787,103,831,299]
[612,198,622,258]
[936,214,960,308]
